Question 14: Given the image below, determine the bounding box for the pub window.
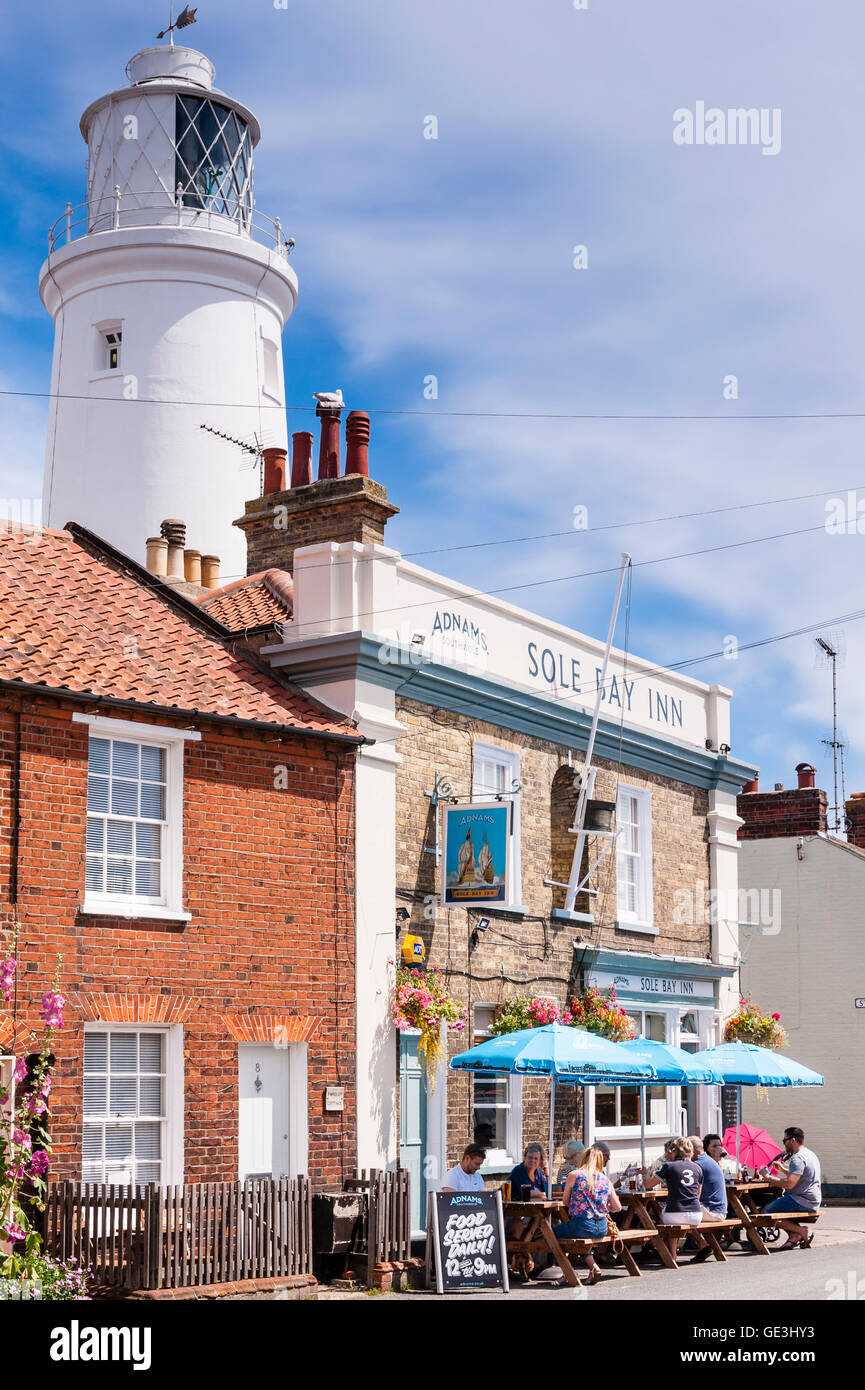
[615,784,653,926]
[594,1009,669,1133]
[472,742,521,906]
[472,1004,520,1164]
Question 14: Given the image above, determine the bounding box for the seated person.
[441,1143,486,1192]
[758,1126,822,1250]
[693,1135,727,1220]
[645,1137,704,1262]
[552,1146,622,1286]
[556,1140,585,1186]
[508,1143,549,1199]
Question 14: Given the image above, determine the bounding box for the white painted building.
[740,778,865,1198]
[40,43,297,577]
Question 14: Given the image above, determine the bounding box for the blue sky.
[3,0,865,805]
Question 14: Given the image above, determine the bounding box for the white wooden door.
[238,1044,290,1181]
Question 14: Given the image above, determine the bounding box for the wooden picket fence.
[43,1177,313,1290]
[344,1167,411,1282]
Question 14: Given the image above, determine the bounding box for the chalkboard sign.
[428,1190,509,1294]
[721,1085,739,1131]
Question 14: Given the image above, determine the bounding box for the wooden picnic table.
[614,1188,678,1269]
[503,1199,582,1288]
[723,1180,781,1256]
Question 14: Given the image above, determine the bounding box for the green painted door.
[400,1033,427,1237]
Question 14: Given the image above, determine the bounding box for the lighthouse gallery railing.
[47,186,294,260]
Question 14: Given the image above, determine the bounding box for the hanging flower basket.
[393,965,466,1087]
[724,997,786,1050]
[564,987,636,1042]
[488,994,560,1036]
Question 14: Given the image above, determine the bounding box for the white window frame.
[82,1023,184,1188]
[74,714,198,921]
[260,326,282,403]
[588,1006,678,1142]
[472,741,522,907]
[91,318,124,380]
[471,1003,522,1170]
[615,783,654,928]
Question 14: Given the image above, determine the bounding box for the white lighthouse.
[39,42,297,578]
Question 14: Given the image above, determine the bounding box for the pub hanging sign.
[441,801,511,906]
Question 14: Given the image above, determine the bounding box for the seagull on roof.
[313,390,344,408]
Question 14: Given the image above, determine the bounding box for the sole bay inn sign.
[354,554,724,753]
[586,969,716,1006]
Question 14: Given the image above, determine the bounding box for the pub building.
[226,413,756,1237]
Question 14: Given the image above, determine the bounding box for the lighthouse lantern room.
[40,42,297,576]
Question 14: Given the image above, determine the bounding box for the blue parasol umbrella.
[617,1038,726,1170]
[693,1042,824,1178]
[450,1023,657,1193]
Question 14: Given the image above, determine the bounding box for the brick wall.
[0,696,357,1191]
[737,787,827,840]
[393,699,712,1172]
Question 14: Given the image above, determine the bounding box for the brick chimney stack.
[234,402,398,576]
[737,763,828,841]
[845,793,865,849]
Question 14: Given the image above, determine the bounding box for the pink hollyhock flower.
[13,1056,27,1084]
[29,1149,50,1178]
[40,990,65,1029]
[12,1128,32,1149]
[2,1220,27,1242]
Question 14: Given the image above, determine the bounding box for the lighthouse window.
[104,330,121,371]
[175,96,252,224]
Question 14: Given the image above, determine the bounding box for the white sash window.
[616,785,654,927]
[75,714,198,921]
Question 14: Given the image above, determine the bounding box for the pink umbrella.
[722,1123,783,1172]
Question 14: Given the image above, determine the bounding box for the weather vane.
[157,6,198,43]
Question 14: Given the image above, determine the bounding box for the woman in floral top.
[552,1146,622,1285]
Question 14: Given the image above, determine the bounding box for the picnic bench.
[503,1200,650,1284]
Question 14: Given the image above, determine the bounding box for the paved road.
[320,1207,865,1303]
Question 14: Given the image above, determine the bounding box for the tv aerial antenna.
[816,635,845,834]
[199,423,264,491]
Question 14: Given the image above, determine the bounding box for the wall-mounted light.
[395,906,410,922]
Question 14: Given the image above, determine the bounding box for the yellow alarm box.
[401,934,426,963]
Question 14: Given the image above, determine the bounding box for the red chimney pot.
[796,762,816,789]
[316,404,341,480]
[290,432,313,488]
[345,411,370,477]
[262,447,287,494]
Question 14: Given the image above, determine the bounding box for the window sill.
[481,1160,517,1177]
[79,900,192,923]
[471,903,531,919]
[614,919,659,937]
[88,370,123,384]
[551,908,595,924]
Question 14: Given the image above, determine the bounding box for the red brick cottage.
[0,521,362,1191]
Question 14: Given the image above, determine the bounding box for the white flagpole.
[564,553,631,914]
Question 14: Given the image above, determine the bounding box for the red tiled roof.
[198,569,293,631]
[0,526,357,738]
